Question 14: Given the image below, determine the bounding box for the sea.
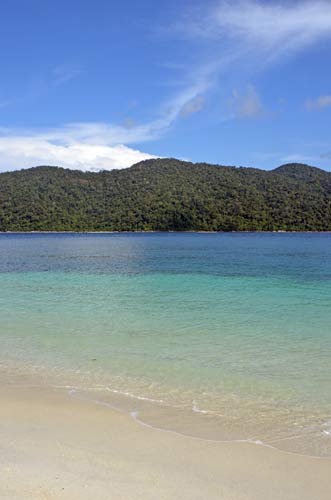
[0,232,330,457]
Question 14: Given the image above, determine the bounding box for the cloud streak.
[305,95,331,110]
[52,64,83,86]
[180,95,205,117]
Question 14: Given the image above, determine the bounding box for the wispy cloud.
[279,153,318,165]
[170,1,331,121]
[180,95,205,117]
[0,64,83,112]
[252,147,331,169]
[305,95,331,110]
[0,100,11,109]
[52,64,83,86]
[227,86,264,119]
[178,1,331,58]
[148,1,331,129]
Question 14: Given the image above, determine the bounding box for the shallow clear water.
[0,233,331,456]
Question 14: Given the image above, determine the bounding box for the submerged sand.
[0,384,330,500]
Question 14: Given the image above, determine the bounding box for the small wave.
[322,421,331,436]
[104,386,165,404]
[67,384,165,405]
[192,401,224,417]
[192,402,210,414]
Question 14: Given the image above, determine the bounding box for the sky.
[0,0,331,172]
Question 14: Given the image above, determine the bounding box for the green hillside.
[0,158,330,231]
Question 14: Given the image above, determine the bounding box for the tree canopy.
[0,158,330,232]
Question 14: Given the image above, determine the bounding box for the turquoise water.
[0,233,331,456]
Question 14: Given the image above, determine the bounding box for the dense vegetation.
[0,158,330,231]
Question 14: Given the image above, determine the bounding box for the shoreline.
[76,389,331,462]
[2,360,330,461]
[1,382,331,500]
[1,230,331,234]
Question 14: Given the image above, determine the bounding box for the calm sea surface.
[1,233,331,456]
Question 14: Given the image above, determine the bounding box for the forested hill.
[0,158,330,232]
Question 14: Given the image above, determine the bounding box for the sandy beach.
[0,383,330,500]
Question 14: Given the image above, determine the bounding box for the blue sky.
[0,0,331,172]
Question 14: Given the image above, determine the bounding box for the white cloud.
[305,95,331,110]
[0,129,159,172]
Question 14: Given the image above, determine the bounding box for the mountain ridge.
[1,159,329,175]
[0,158,330,232]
